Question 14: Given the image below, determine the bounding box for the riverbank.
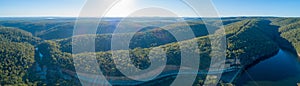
[230,48,280,83]
[235,49,300,85]
[279,44,299,57]
[244,49,280,70]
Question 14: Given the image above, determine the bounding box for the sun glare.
[105,0,138,17]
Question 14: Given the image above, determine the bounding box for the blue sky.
[0,0,299,17]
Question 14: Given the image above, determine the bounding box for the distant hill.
[56,21,216,53]
[0,26,40,44]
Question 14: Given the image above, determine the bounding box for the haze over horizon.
[1,0,299,17]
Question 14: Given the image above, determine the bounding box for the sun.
[105,0,138,17]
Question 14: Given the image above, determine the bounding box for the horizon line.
[0,16,300,18]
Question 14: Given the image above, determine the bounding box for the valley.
[0,17,299,86]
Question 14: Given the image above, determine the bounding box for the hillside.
[57,21,215,53]
[54,19,280,85]
[278,21,300,56]
[0,26,40,44]
[0,17,299,85]
[0,41,35,85]
[225,19,279,65]
[0,27,37,85]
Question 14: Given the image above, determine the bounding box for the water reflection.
[236,49,300,86]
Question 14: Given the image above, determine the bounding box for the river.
[236,49,300,86]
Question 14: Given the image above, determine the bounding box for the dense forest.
[274,19,300,55]
[0,27,36,85]
[0,17,299,85]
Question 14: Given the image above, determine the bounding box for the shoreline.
[231,48,280,83]
[231,47,300,84]
[244,49,280,70]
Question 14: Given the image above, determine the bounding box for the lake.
[236,49,300,86]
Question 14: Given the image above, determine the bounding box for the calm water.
[236,49,300,86]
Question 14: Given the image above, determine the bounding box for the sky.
[0,0,299,17]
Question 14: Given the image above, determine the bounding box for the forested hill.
[0,26,40,44]
[225,19,279,65]
[0,18,220,40]
[273,18,300,56]
[0,26,37,85]
[78,19,279,66]
[0,17,299,85]
[54,19,280,85]
[56,21,216,53]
